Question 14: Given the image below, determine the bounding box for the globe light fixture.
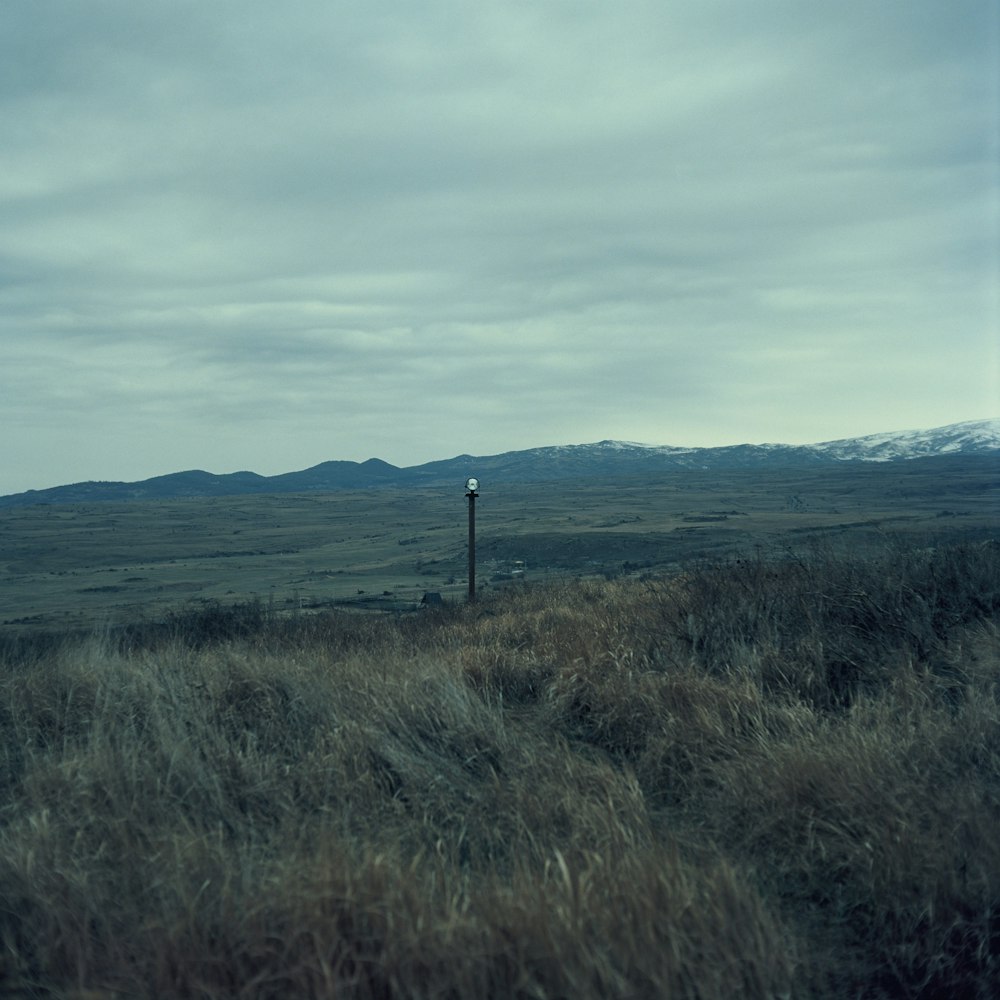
[466,477,479,493]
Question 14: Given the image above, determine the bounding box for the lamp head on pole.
[465,477,480,495]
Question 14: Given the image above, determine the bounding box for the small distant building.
[420,592,444,607]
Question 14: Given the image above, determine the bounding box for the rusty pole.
[465,478,479,602]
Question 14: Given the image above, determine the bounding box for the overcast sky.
[2,1,997,494]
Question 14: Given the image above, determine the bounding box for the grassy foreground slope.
[1,539,998,998]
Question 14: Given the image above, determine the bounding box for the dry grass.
[1,539,998,997]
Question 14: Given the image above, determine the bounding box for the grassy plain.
[1,537,998,997]
[2,455,996,632]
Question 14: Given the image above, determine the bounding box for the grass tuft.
[1,538,998,997]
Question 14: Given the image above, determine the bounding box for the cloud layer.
[1,1,997,493]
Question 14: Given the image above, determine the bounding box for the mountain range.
[3,418,999,508]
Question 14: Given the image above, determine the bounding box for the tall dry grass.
[1,539,997,997]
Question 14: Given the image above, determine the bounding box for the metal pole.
[467,489,476,603]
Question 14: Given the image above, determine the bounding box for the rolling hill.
[3,418,998,508]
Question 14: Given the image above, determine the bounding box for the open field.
[2,455,997,633]
[1,539,998,997]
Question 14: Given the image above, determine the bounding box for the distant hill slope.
[3,418,998,508]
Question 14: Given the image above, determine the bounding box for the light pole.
[465,477,479,603]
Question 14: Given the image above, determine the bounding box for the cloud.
[0,0,996,493]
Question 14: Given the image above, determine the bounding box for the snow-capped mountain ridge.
[806,418,1000,462]
[2,419,997,507]
[584,419,1000,464]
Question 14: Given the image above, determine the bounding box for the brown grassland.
[1,459,998,997]
[1,529,999,997]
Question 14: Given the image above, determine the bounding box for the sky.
[1,1,997,495]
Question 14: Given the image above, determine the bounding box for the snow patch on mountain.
[578,420,1000,463]
[588,440,696,455]
[807,418,1000,462]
